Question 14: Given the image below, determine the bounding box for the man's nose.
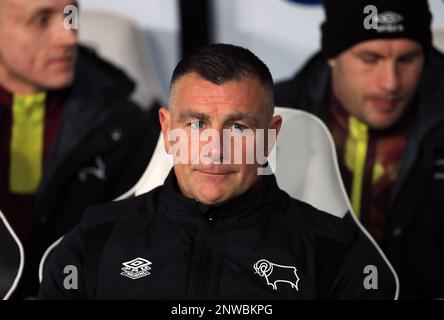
[54,16,78,47]
[60,27,78,47]
[378,62,400,94]
[209,130,224,162]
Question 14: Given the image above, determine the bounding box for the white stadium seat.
[79,10,163,109]
[433,28,444,53]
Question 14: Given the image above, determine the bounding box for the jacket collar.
[391,48,444,201]
[49,45,135,162]
[36,45,136,200]
[157,169,285,228]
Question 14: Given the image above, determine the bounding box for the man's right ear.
[327,58,337,68]
[159,107,172,154]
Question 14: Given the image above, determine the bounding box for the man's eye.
[190,120,204,130]
[231,123,247,133]
[361,56,378,64]
[33,14,50,27]
[398,55,417,64]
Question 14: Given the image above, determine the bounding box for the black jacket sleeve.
[38,231,86,300]
[39,215,116,300]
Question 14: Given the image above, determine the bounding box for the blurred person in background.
[276,0,444,299]
[0,0,160,298]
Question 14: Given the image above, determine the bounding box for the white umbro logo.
[120,258,152,280]
[363,5,405,33]
[377,11,403,25]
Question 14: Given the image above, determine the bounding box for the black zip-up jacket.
[275,48,444,299]
[39,171,397,300]
[0,46,160,299]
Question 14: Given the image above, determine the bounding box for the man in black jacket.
[40,44,397,300]
[0,0,160,298]
[275,0,444,299]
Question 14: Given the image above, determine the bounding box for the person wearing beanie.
[275,0,444,299]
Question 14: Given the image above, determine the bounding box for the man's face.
[329,39,424,129]
[0,0,78,93]
[159,73,282,206]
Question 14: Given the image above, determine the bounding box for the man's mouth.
[369,97,400,112]
[198,170,233,176]
[49,55,76,67]
[194,166,236,176]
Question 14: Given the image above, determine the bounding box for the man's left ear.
[266,115,282,155]
[159,107,172,154]
[270,115,282,137]
[328,58,337,69]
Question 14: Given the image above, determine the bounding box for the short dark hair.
[170,43,274,111]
